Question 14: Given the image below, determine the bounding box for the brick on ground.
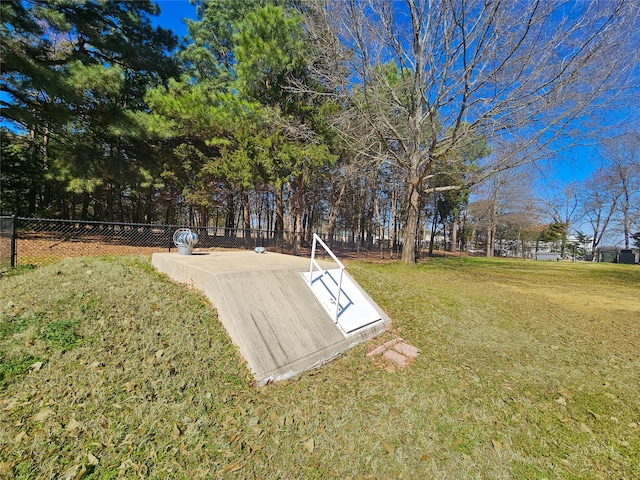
[382,337,402,349]
[383,349,410,368]
[366,345,387,357]
[393,342,420,358]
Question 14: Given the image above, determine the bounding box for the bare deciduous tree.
[468,167,538,257]
[580,171,622,254]
[599,132,640,249]
[542,182,582,257]
[304,0,639,263]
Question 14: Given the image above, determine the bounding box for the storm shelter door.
[302,267,383,335]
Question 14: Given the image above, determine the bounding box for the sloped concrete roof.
[152,250,390,385]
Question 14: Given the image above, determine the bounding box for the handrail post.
[335,268,343,321]
[310,233,345,322]
[308,234,317,285]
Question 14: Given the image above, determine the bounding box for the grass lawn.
[0,255,638,479]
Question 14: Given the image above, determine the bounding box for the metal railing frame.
[308,233,345,322]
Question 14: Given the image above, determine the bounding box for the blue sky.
[154,1,197,39]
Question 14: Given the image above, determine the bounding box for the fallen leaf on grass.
[60,464,87,480]
[382,441,395,454]
[303,438,315,454]
[579,423,592,433]
[221,461,242,474]
[65,417,82,433]
[249,444,264,453]
[30,361,44,371]
[419,453,431,461]
[3,398,20,412]
[554,396,567,406]
[86,453,99,466]
[558,386,572,399]
[31,407,54,422]
[492,439,503,452]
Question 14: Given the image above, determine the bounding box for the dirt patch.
[16,238,168,263]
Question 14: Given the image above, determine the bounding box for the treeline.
[2,0,637,262]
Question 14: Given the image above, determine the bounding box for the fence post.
[168,226,173,252]
[10,215,17,268]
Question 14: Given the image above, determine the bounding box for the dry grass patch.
[0,256,638,479]
[348,258,639,479]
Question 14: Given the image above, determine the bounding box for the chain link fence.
[1,216,403,267]
[0,216,14,267]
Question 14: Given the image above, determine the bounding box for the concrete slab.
[152,251,390,385]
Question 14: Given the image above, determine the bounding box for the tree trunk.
[429,206,437,256]
[486,225,495,257]
[293,175,303,256]
[486,193,498,257]
[242,191,251,238]
[199,204,207,227]
[118,192,125,223]
[274,185,285,252]
[391,186,398,256]
[401,180,421,264]
[622,189,631,249]
[225,192,234,236]
[365,178,375,250]
[450,218,458,253]
[327,182,345,243]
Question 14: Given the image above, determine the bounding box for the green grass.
[0,255,638,479]
[0,354,42,389]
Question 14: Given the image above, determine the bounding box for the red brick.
[393,342,419,358]
[382,338,401,349]
[366,345,387,357]
[383,349,410,368]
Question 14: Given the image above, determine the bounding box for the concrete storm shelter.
[152,243,390,385]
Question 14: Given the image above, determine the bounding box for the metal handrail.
[308,233,345,322]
